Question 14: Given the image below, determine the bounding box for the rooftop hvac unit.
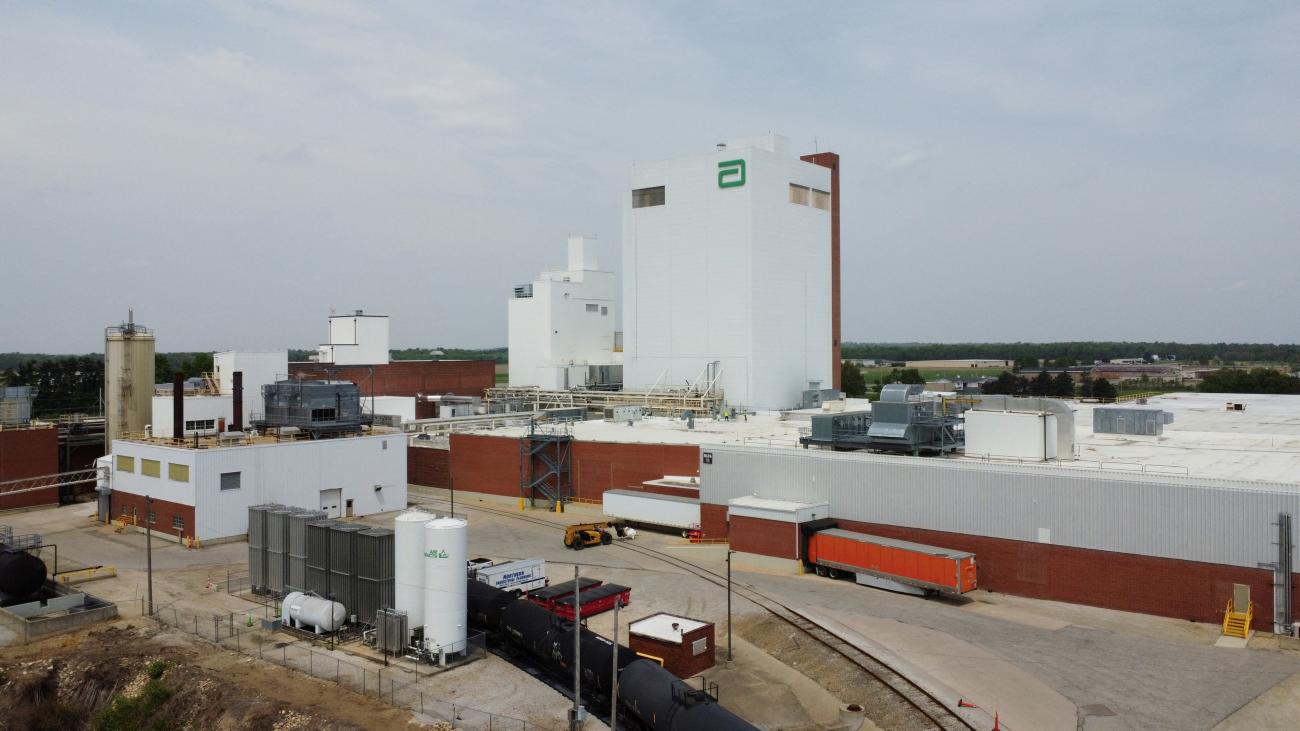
[254,380,367,436]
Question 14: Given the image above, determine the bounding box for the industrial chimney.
[172,372,184,443]
[232,371,243,432]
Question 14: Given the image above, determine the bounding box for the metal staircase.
[518,418,573,509]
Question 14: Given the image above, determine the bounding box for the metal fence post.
[336,658,340,682]
[309,650,313,676]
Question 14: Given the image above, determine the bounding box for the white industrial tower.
[508,236,620,389]
[621,134,835,409]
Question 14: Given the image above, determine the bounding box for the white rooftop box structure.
[622,133,833,409]
[149,394,233,439]
[214,350,287,420]
[317,311,390,366]
[508,236,618,389]
[965,409,1059,461]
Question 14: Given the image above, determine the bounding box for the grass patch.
[145,661,167,680]
[94,678,173,731]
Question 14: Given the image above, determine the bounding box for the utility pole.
[727,549,734,662]
[570,565,584,731]
[610,596,621,731]
[145,495,154,616]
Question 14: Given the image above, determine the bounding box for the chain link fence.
[151,606,526,730]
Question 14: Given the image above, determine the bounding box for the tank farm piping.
[409,488,979,731]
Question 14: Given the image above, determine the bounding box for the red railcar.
[529,582,631,620]
[806,528,977,596]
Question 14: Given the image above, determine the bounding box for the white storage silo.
[394,510,432,623]
[422,517,468,654]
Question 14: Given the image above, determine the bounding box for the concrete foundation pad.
[730,551,802,575]
[963,600,1073,631]
[1214,631,1254,649]
[807,607,1078,731]
[1213,668,1300,730]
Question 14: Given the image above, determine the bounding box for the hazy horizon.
[3,2,1297,353]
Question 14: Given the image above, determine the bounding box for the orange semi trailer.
[805,528,977,596]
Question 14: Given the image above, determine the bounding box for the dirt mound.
[0,622,418,730]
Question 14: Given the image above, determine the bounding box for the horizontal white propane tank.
[281,591,347,634]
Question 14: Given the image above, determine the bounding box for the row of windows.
[115,454,189,482]
[789,184,831,210]
[633,183,830,211]
[185,419,216,432]
[120,504,185,531]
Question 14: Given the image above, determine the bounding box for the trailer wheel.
[815,565,827,577]
[827,568,840,579]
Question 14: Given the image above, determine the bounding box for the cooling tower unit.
[423,517,468,655]
[394,510,432,624]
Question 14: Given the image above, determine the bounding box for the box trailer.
[470,558,548,594]
[602,489,701,531]
[805,528,977,596]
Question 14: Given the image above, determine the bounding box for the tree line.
[841,341,1300,366]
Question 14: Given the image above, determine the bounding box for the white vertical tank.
[423,517,468,654]
[394,510,432,621]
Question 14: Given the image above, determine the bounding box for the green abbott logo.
[424,549,449,559]
[718,159,746,188]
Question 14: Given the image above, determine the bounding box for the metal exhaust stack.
[172,371,184,443]
[232,371,243,432]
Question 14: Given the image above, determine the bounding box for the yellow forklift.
[563,521,623,550]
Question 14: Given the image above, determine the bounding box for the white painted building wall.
[365,396,417,423]
[318,311,390,365]
[110,434,406,541]
[214,350,287,420]
[965,410,1059,461]
[622,134,833,409]
[508,237,618,389]
[150,395,234,438]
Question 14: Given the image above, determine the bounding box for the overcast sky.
[3,1,1298,353]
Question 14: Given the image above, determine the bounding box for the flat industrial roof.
[460,391,1300,486]
[728,495,825,512]
[629,612,709,642]
[604,489,699,505]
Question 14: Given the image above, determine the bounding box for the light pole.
[610,596,621,731]
[145,495,155,616]
[726,549,734,662]
[570,565,584,731]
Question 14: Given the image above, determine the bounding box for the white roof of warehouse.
[728,495,824,512]
[462,392,1300,486]
[629,613,709,643]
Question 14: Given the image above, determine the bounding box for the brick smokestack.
[800,151,841,389]
[172,372,184,442]
[232,371,243,432]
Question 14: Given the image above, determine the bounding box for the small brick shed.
[627,612,715,678]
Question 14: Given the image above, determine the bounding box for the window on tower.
[632,186,665,208]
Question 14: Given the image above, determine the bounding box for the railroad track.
[408,490,979,731]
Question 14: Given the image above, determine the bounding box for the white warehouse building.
[107,433,407,542]
[622,133,836,409]
[508,236,620,389]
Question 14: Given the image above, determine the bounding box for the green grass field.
[857,366,1008,383]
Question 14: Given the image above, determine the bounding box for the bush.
[94,679,173,731]
[145,661,167,680]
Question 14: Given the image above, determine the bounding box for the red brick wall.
[572,442,699,502]
[700,503,728,539]
[449,433,520,498]
[0,427,59,510]
[828,517,1295,631]
[289,360,495,399]
[448,433,700,503]
[110,492,196,541]
[634,482,699,499]
[800,151,840,389]
[730,515,798,560]
[408,446,451,489]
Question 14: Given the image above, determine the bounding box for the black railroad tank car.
[467,578,515,631]
[550,622,640,698]
[619,659,757,731]
[500,597,561,660]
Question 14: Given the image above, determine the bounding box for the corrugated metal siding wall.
[700,446,1300,572]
